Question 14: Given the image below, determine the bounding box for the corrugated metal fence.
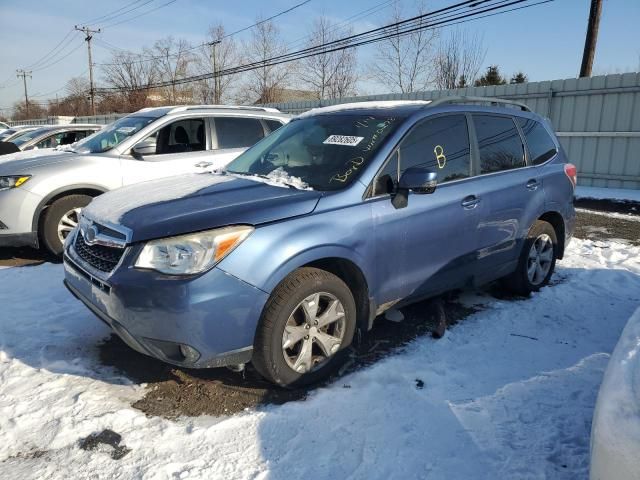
[8,73,639,189]
[263,73,640,190]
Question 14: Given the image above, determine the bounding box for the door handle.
[526,179,540,191]
[195,161,213,168]
[461,195,480,209]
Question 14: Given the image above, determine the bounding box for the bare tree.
[152,37,195,103]
[12,101,46,120]
[369,0,438,93]
[101,50,158,111]
[241,19,292,104]
[194,24,241,104]
[299,17,358,100]
[433,30,486,90]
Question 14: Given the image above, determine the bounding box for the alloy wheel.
[527,233,553,285]
[57,207,82,244]
[282,292,346,374]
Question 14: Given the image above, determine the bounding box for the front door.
[371,114,484,305]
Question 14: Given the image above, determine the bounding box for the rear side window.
[216,117,265,149]
[517,117,557,165]
[398,115,471,183]
[154,118,206,154]
[473,115,525,174]
[264,119,284,133]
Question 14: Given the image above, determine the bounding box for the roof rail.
[168,105,281,114]
[427,96,531,112]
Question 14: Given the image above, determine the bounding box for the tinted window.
[517,117,557,165]
[474,115,525,174]
[154,118,205,155]
[265,119,284,133]
[399,115,471,183]
[216,117,265,149]
[75,115,155,154]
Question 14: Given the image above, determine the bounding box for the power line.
[23,29,76,70]
[16,70,32,117]
[100,0,177,29]
[82,0,153,26]
[95,0,552,94]
[94,0,314,66]
[31,40,85,72]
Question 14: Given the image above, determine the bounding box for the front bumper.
[63,247,269,368]
[0,187,43,248]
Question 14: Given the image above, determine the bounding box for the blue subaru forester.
[64,98,576,386]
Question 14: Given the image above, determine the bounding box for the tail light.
[564,163,577,188]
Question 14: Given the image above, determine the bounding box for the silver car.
[0,125,40,142]
[6,124,102,153]
[0,105,290,255]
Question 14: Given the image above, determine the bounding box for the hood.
[0,150,77,173]
[83,173,323,243]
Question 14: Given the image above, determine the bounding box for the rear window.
[265,119,284,133]
[216,117,265,149]
[517,117,557,165]
[473,115,525,174]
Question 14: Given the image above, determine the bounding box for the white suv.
[0,105,290,255]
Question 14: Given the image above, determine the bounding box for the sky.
[0,0,638,115]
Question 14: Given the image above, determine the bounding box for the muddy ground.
[1,200,639,418]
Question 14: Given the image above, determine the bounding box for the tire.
[506,220,558,296]
[252,267,357,388]
[41,194,92,256]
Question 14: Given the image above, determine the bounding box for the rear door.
[370,113,484,304]
[470,114,545,282]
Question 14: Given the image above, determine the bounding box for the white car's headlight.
[0,175,31,191]
[135,225,253,275]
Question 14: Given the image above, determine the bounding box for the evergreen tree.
[474,65,507,86]
[510,72,528,84]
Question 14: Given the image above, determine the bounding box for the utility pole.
[16,69,32,117]
[75,25,101,115]
[579,0,603,77]
[208,40,221,104]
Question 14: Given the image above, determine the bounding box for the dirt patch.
[575,198,639,216]
[78,429,131,460]
[100,298,476,419]
[0,246,54,268]
[574,210,640,245]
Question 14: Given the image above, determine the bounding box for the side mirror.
[392,167,437,209]
[131,138,157,158]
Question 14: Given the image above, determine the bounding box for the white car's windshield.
[74,116,155,154]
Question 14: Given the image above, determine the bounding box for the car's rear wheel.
[506,220,558,296]
[252,267,356,387]
[41,194,92,256]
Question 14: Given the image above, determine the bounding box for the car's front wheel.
[41,194,92,256]
[252,267,356,387]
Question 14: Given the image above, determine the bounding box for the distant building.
[254,88,319,104]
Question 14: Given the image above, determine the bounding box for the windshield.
[224,113,405,191]
[11,127,52,147]
[74,115,155,154]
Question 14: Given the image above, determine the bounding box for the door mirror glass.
[399,167,437,194]
[132,137,157,156]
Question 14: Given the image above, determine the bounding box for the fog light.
[179,344,200,363]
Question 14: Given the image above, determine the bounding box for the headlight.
[0,175,31,191]
[135,225,253,275]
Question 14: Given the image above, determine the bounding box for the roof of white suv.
[133,105,284,118]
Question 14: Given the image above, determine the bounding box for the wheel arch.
[538,211,566,259]
[32,184,108,232]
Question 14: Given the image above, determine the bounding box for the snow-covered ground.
[1,238,640,479]
[575,186,640,203]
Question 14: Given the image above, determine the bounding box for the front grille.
[74,232,125,273]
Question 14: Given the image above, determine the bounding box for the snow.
[1,238,640,479]
[228,167,313,191]
[589,306,640,480]
[83,173,232,224]
[575,186,640,203]
[298,100,431,118]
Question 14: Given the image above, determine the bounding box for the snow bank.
[589,306,640,480]
[576,186,640,203]
[83,173,232,224]
[1,238,640,479]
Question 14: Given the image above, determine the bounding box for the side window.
[399,115,471,183]
[154,118,206,155]
[264,119,284,133]
[36,132,64,149]
[215,117,265,149]
[517,117,557,165]
[473,115,525,174]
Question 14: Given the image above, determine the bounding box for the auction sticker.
[323,135,364,146]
